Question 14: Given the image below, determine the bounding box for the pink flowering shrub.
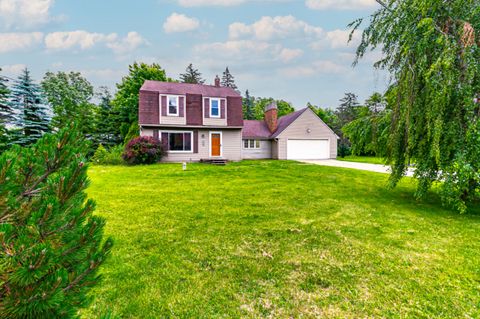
[122,136,164,165]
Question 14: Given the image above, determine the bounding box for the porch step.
[200,158,228,165]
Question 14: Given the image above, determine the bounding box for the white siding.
[242,140,272,159]
[160,115,186,125]
[203,118,227,126]
[276,108,338,159]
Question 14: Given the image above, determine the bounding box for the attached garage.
[287,139,330,160]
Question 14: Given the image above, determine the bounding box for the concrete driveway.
[300,159,415,177]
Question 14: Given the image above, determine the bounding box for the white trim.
[162,130,194,153]
[209,98,221,118]
[167,95,179,116]
[209,131,223,157]
[243,139,261,149]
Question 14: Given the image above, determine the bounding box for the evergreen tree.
[95,86,122,147]
[179,63,205,84]
[336,92,361,126]
[243,90,255,120]
[0,126,113,318]
[10,68,50,145]
[221,67,238,90]
[0,68,13,125]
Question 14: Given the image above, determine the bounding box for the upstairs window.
[243,139,260,149]
[210,99,220,118]
[168,96,179,116]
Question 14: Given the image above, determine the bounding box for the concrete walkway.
[300,159,415,177]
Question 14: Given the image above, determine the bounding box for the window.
[167,132,192,152]
[243,139,261,149]
[168,96,179,116]
[210,99,220,117]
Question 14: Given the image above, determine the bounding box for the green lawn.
[84,161,480,318]
[337,155,386,165]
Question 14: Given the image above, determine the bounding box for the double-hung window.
[168,132,192,152]
[210,99,220,118]
[243,139,260,149]
[168,96,179,116]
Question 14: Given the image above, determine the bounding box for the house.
[138,77,338,162]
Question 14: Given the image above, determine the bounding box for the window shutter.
[153,129,159,140]
[220,99,226,119]
[161,96,167,116]
[193,131,198,153]
[204,98,210,118]
[179,96,185,117]
[161,132,169,150]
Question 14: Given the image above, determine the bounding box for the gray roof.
[242,108,309,139]
[140,80,241,98]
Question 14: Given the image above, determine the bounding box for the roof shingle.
[140,80,241,98]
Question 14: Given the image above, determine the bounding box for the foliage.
[221,67,238,91]
[0,68,13,125]
[91,144,124,165]
[246,97,295,120]
[122,136,164,165]
[0,126,113,318]
[95,87,122,147]
[85,161,480,318]
[112,62,171,140]
[9,68,50,146]
[42,71,96,137]
[242,90,255,120]
[342,92,391,156]
[123,122,140,144]
[351,0,480,212]
[179,63,205,84]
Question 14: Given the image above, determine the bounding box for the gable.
[276,108,339,140]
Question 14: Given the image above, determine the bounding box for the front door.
[211,133,221,157]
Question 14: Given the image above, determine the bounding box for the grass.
[84,160,480,318]
[337,155,386,165]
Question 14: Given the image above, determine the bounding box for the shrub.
[0,126,113,318]
[92,144,124,165]
[338,142,351,158]
[122,136,164,165]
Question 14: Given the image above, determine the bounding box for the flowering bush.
[122,136,164,165]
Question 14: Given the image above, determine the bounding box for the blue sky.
[0,0,387,109]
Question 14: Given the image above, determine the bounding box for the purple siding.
[227,96,243,126]
[139,91,159,124]
[179,96,185,117]
[186,94,203,125]
[161,132,168,150]
[193,131,198,153]
[220,99,226,119]
[161,96,167,116]
[204,98,210,118]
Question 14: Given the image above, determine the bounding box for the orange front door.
[211,133,221,157]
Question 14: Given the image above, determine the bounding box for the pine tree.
[10,68,50,145]
[221,67,238,90]
[179,63,205,84]
[0,68,13,125]
[0,126,113,318]
[95,86,122,147]
[336,92,360,126]
[243,90,255,120]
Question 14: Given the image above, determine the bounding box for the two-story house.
[139,77,338,162]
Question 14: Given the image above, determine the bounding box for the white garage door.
[287,139,330,160]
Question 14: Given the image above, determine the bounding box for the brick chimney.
[264,102,278,133]
[214,75,220,87]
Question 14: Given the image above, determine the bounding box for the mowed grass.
[84,160,480,318]
[337,155,386,165]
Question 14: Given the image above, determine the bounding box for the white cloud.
[0,0,55,28]
[1,63,27,76]
[163,13,200,33]
[279,60,347,77]
[44,30,147,54]
[305,0,377,10]
[279,48,303,62]
[178,0,245,6]
[195,40,279,58]
[0,32,43,53]
[229,15,323,41]
[310,29,362,50]
[106,32,148,55]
